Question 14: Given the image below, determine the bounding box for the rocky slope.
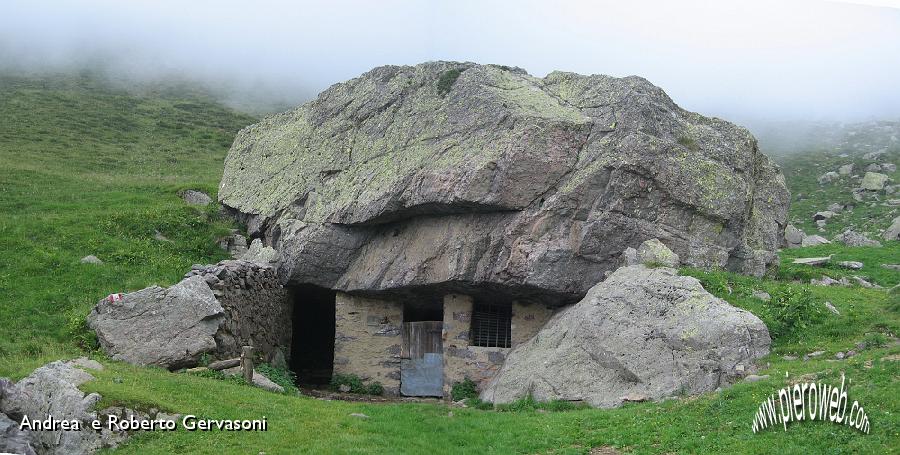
[219,62,789,304]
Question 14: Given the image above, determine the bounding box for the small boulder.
[826,203,843,213]
[861,172,889,191]
[838,164,854,175]
[635,238,679,267]
[813,211,835,221]
[834,230,882,247]
[866,163,882,172]
[751,290,771,302]
[810,276,842,287]
[783,225,804,248]
[824,301,840,315]
[744,374,769,383]
[817,172,839,184]
[837,261,863,270]
[80,255,103,265]
[883,216,900,241]
[850,276,881,289]
[792,256,832,266]
[181,190,212,206]
[241,239,281,265]
[882,163,896,173]
[801,235,831,247]
[87,276,225,370]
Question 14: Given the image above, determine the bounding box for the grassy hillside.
[0,73,254,376]
[1,74,898,454]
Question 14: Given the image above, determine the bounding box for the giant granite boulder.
[219,62,789,304]
[479,265,771,408]
[87,276,225,369]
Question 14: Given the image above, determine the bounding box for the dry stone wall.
[185,260,291,363]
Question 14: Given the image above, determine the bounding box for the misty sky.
[2,0,899,124]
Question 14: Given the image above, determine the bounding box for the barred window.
[470,302,511,348]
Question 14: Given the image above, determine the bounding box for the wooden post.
[241,346,254,383]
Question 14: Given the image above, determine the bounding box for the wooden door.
[400,321,443,397]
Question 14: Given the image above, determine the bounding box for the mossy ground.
[1,73,898,453]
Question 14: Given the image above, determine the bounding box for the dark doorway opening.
[289,284,336,386]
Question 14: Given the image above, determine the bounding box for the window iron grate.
[470,302,511,348]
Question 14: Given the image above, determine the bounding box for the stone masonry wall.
[333,292,403,395]
[441,295,555,396]
[185,260,291,364]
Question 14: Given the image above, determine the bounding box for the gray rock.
[153,230,172,243]
[813,211,835,221]
[220,233,248,258]
[837,261,863,270]
[250,371,285,393]
[744,374,769,383]
[810,276,842,287]
[850,276,881,289]
[181,189,213,206]
[883,216,900,241]
[882,264,900,271]
[838,164,854,175]
[349,413,369,419]
[0,361,126,455]
[751,290,771,301]
[241,238,281,265]
[817,172,839,184]
[620,247,639,267]
[882,163,897,173]
[87,276,225,369]
[834,230,882,247]
[784,224,804,248]
[824,301,840,315]
[862,150,887,160]
[792,256,832,266]
[0,411,36,455]
[826,203,843,213]
[479,265,771,408]
[207,359,241,371]
[861,172,889,191]
[218,63,789,306]
[339,384,352,393]
[68,357,104,371]
[80,255,103,265]
[636,238,679,267]
[801,235,831,247]
[783,355,798,361]
[835,352,845,360]
[866,163,882,172]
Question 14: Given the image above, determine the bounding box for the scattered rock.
[784,224,804,248]
[250,371,284,393]
[218,233,248,258]
[826,203,843,213]
[0,360,127,454]
[863,150,887,160]
[817,171,839,184]
[861,172,889,191]
[801,235,831,247]
[751,290,771,301]
[80,255,103,265]
[792,255,832,266]
[744,374,769,382]
[783,355,798,361]
[635,238,680,268]
[807,351,825,358]
[881,264,900,271]
[824,301,840,315]
[810,276,842,287]
[480,265,771,408]
[153,230,172,243]
[837,261,864,270]
[87,276,225,370]
[349,413,369,419]
[845,350,857,358]
[339,384,352,393]
[882,163,897,173]
[882,216,900,241]
[850,276,881,288]
[620,393,648,402]
[838,164,854,175]
[241,238,281,265]
[834,229,882,247]
[813,211,835,221]
[835,352,845,360]
[866,163,882,172]
[181,190,212,206]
